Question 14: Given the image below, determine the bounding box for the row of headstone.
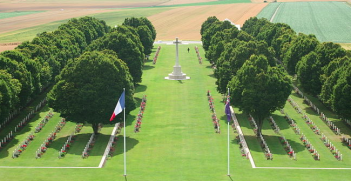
[302,114,321,135]
[293,85,341,135]
[288,96,321,135]
[248,115,273,160]
[230,106,250,159]
[300,134,320,160]
[135,95,147,133]
[36,131,57,159]
[287,97,303,114]
[82,133,96,158]
[105,123,121,161]
[341,135,351,150]
[207,91,220,133]
[58,123,83,158]
[281,109,301,135]
[269,116,296,160]
[36,118,66,158]
[153,46,161,64]
[0,131,14,150]
[12,132,35,158]
[248,115,258,135]
[0,110,18,131]
[194,46,202,64]
[321,133,343,161]
[344,119,351,128]
[35,111,54,133]
[1,97,47,132]
[268,116,280,134]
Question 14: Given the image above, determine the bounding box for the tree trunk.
[92,123,99,134]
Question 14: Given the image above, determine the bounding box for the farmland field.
[257,1,351,43]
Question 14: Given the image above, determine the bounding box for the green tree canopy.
[296,51,322,96]
[283,33,319,74]
[228,55,291,136]
[87,28,144,84]
[48,51,135,133]
[123,17,156,41]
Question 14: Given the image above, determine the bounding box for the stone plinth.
[165,65,190,80]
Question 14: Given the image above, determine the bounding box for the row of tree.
[201,16,351,136]
[0,17,109,123]
[48,17,157,133]
[201,17,291,136]
[0,16,157,133]
[241,17,351,119]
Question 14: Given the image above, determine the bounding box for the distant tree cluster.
[0,16,109,123]
[201,16,291,136]
[241,17,351,119]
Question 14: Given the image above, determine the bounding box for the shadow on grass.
[207,73,215,78]
[244,135,305,155]
[143,65,155,70]
[0,138,19,159]
[178,80,183,84]
[135,85,147,93]
[50,133,138,157]
[113,135,139,156]
[0,106,51,159]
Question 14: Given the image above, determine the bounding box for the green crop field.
[1,45,351,180]
[257,2,351,43]
[0,11,44,20]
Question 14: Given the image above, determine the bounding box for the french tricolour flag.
[110,90,125,121]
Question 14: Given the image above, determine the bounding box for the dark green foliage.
[228,55,291,136]
[283,33,319,74]
[296,52,322,96]
[200,16,219,36]
[123,17,156,41]
[201,20,234,51]
[0,16,109,124]
[0,70,21,120]
[48,51,135,133]
[87,27,144,84]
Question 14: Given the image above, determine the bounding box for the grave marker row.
[268,116,296,160]
[288,97,321,135]
[293,85,341,135]
[194,46,202,64]
[58,123,84,158]
[321,134,342,160]
[153,46,161,64]
[248,115,273,160]
[208,91,220,133]
[134,95,147,133]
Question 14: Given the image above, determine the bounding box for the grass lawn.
[0,45,351,180]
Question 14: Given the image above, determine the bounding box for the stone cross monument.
[165,37,190,80]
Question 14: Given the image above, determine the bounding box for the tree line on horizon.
[201,16,351,135]
[0,16,157,133]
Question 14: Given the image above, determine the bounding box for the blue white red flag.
[110,90,125,121]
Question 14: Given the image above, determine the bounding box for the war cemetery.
[0,0,351,180]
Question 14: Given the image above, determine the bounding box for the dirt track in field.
[148,3,267,40]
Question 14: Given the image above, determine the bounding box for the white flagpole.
[227,88,230,176]
[123,88,127,177]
